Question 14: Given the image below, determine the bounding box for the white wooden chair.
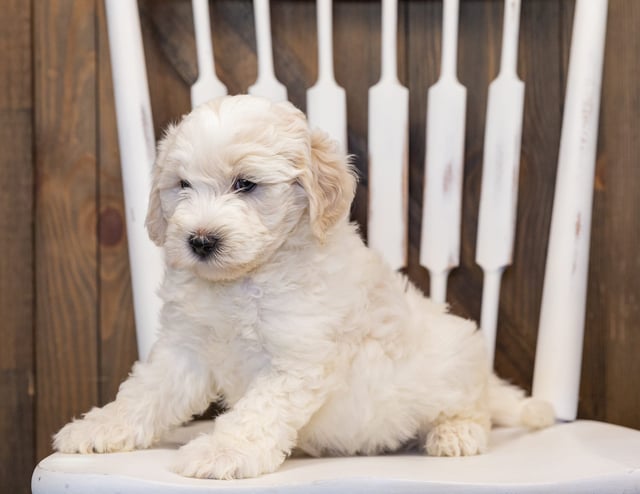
[32,0,640,492]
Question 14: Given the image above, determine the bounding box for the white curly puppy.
[54,95,553,479]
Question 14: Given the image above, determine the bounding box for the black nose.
[188,233,219,259]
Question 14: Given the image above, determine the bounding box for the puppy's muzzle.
[188,233,219,260]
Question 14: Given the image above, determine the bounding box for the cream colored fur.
[54,95,554,479]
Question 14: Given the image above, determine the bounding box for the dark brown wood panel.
[34,0,99,460]
[582,0,640,426]
[139,0,192,133]
[271,0,317,110]
[0,0,34,491]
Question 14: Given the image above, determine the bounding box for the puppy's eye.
[179,180,191,189]
[233,178,257,193]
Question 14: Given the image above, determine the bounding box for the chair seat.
[32,420,640,493]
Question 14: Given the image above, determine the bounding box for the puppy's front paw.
[53,407,149,454]
[426,420,488,457]
[173,432,286,479]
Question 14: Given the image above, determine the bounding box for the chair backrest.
[105,0,608,423]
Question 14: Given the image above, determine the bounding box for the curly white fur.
[54,95,554,479]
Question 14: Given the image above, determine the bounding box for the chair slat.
[104,0,164,362]
[307,0,347,154]
[420,0,466,303]
[248,0,288,102]
[532,0,609,421]
[476,0,524,365]
[191,0,228,107]
[367,0,409,271]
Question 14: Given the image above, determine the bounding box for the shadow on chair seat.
[32,420,640,494]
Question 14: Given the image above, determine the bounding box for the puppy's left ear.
[299,129,357,241]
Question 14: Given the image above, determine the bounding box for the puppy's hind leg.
[424,405,491,457]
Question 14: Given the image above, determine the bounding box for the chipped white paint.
[105,0,164,361]
[248,0,288,102]
[476,0,524,366]
[306,0,347,154]
[191,0,228,107]
[532,0,608,421]
[367,0,409,271]
[420,0,466,303]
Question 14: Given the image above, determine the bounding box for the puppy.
[54,95,553,479]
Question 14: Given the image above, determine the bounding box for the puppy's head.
[146,95,356,281]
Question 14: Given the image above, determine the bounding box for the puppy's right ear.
[145,124,177,246]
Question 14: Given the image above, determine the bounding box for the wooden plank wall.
[1,0,639,492]
[0,1,34,492]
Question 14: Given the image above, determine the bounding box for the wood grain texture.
[0,1,34,491]
[34,0,98,460]
[581,0,640,426]
[139,0,192,133]
[270,0,317,110]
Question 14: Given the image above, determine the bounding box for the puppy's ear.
[145,125,177,246]
[146,162,165,246]
[300,129,357,241]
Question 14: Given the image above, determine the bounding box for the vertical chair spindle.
[420,0,466,304]
[532,0,609,421]
[307,0,347,154]
[104,0,164,361]
[249,0,288,102]
[476,0,524,366]
[191,0,228,107]
[367,0,409,271]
